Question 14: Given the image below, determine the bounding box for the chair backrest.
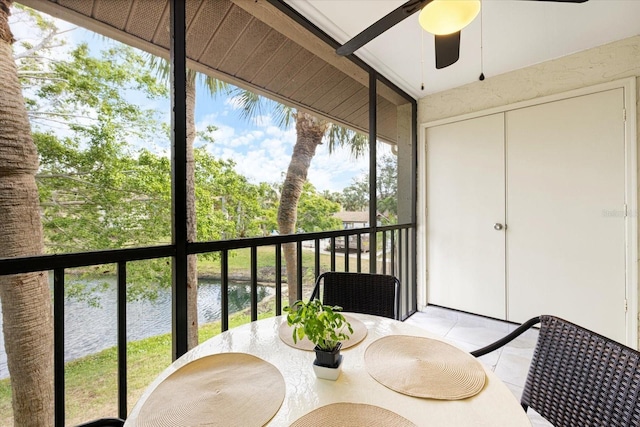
[522,315,640,427]
[310,272,400,320]
[74,418,125,427]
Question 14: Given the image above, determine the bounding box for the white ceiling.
[285,0,640,99]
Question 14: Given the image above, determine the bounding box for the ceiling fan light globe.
[419,0,481,35]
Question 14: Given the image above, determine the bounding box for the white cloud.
[191,107,392,192]
[211,124,236,144]
[224,128,295,184]
[308,143,370,192]
[254,115,273,127]
[9,4,395,196]
[236,149,289,184]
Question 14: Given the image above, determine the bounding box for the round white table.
[125,313,531,426]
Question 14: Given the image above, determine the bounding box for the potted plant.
[284,299,353,380]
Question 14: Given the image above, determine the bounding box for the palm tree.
[231,90,368,305]
[147,55,227,348]
[0,0,54,424]
[149,57,368,309]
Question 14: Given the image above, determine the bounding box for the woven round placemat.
[365,335,486,400]
[290,402,416,427]
[135,353,285,427]
[278,314,367,351]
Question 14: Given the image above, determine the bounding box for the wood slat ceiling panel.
[377,100,398,142]
[251,39,302,89]
[185,1,203,32]
[187,0,232,61]
[31,0,404,143]
[198,5,252,69]
[314,77,360,113]
[331,87,368,120]
[267,48,314,94]
[299,67,345,107]
[279,55,327,99]
[215,18,269,78]
[234,29,287,83]
[125,1,167,42]
[56,0,93,15]
[93,0,131,30]
[346,103,369,129]
[287,64,340,105]
[151,4,171,50]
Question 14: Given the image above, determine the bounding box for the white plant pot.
[312,355,343,381]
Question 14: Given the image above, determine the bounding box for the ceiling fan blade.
[434,31,460,69]
[336,0,432,56]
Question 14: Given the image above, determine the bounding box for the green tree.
[230,90,368,305]
[256,182,281,235]
[194,148,270,240]
[30,40,169,248]
[376,154,398,222]
[320,189,343,206]
[342,175,369,211]
[1,5,363,422]
[0,1,54,423]
[297,182,342,232]
[146,55,228,348]
[22,39,175,305]
[340,154,397,222]
[18,30,170,252]
[37,140,277,302]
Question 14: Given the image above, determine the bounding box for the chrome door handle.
[493,223,505,231]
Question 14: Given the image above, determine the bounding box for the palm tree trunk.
[0,1,54,424]
[278,112,327,305]
[186,74,198,348]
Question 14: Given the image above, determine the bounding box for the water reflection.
[0,278,272,378]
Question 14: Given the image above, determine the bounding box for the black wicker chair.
[471,315,640,427]
[309,271,400,320]
[74,418,125,427]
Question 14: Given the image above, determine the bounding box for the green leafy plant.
[284,299,353,351]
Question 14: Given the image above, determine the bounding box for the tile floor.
[405,305,551,426]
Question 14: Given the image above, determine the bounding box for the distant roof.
[334,211,369,223]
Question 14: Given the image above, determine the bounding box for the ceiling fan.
[336,0,589,69]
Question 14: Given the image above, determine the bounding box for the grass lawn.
[197,245,372,278]
[0,311,275,426]
[0,246,377,425]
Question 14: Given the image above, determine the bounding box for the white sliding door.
[506,88,627,342]
[426,113,506,319]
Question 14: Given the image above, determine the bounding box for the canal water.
[0,278,272,379]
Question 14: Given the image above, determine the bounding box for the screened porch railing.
[0,224,416,426]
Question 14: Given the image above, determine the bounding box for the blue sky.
[193,87,389,192]
[10,5,392,193]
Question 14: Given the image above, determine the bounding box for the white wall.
[418,36,640,124]
[417,36,640,343]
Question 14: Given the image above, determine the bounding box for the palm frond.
[144,53,226,95]
[272,103,295,129]
[200,75,228,96]
[146,54,170,82]
[325,124,368,158]
[225,87,295,129]
[230,88,264,121]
